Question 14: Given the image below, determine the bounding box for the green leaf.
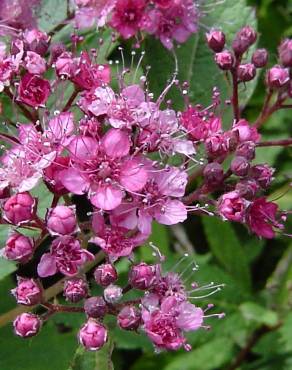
[202,217,252,292]
[164,337,234,370]
[69,341,114,370]
[0,258,16,280]
[31,182,53,219]
[38,0,68,32]
[239,302,279,326]
[279,312,292,353]
[145,0,258,113]
[139,222,170,262]
[0,321,77,370]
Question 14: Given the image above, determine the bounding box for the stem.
[0,251,105,327]
[4,88,39,125]
[62,88,80,112]
[231,69,240,122]
[226,323,281,370]
[257,138,292,147]
[41,302,84,313]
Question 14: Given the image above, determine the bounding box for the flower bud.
[250,164,274,188]
[230,156,250,177]
[3,192,36,225]
[49,42,66,64]
[214,51,234,70]
[23,29,49,56]
[129,263,160,290]
[237,63,256,82]
[203,162,224,187]
[78,319,107,351]
[278,39,292,67]
[232,26,257,55]
[252,49,268,68]
[11,277,42,306]
[103,284,123,304]
[94,263,118,287]
[2,232,34,263]
[46,205,78,236]
[24,51,46,74]
[205,133,229,159]
[13,313,42,338]
[217,191,247,222]
[118,306,141,331]
[236,141,256,160]
[206,29,226,52]
[84,297,107,318]
[236,179,259,200]
[63,278,88,303]
[266,66,290,89]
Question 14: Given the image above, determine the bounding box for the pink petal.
[60,168,90,195]
[67,136,98,161]
[120,160,147,192]
[176,302,204,331]
[90,184,123,210]
[101,129,130,158]
[154,200,187,225]
[37,253,57,277]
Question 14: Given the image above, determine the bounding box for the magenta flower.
[60,129,148,210]
[37,236,94,277]
[217,191,247,222]
[246,198,283,239]
[110,0,146,39]
[24,51,46,75]
[18,73,51,108]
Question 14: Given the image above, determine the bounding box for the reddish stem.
[257,138,292,147]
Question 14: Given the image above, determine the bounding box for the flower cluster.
[0,20,291,354]
[73,0,199,49]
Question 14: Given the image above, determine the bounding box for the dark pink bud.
[153,0,173,8]
[217,191,247,222]
[250,164,274,188]
[46,205,78,236]
[205,133,230,159]
[63,278,88,303]
[3,192,36,225]
[78,319,108,351]
[11,277,42,306]
[18,73,51,108]
[236,179,259,200]
[103,284,123,303]
[266,66,290,89]
[55,52,75,77]
[232,26,257,55]
[252,49,268,68]
[49,43,66,64]
[94,263,118,287]
[13,313,41,338]
[203,162,224,187]
[24,51,46,74]
[129,263,160,290]
[2,232,34,263]
[278,39,292,67]
[206,29,226,52]
[230,156,250,177]
[84,297,107,318]
[23,29,49,56]
[237,63,256,82]
[44,156,70,195]
[236,141,255,160]
[214,50,234,70]
[118,306,141,331]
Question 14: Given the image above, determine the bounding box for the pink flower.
[13,313,41,338]
[60,129,148,210]
[71,52,111,90]
[246,198,283,239]
[142,296,203,351]
[2,232,34,263]
[181,106,221,141]
[78,319,108,351]
[37,236,94,277]
[18,73,51,107]
[44,156,70,195]
[46,112,75,147]
[232,119,260,143]
[217,191,247,222]
[46,205,78,236]
[74,0,116,29]
[23,29,49,56]
[3,192,36,225]
[55,52,75,77]
[24,51,46,74]
[110,0,146,39]
[11,277,42,306]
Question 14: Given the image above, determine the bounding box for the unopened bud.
[236,141,256,160]
[84,297,107,318]
[2,232,34,264]
[214,51,234,70]
[236,179,259,200]
[46,205,78,236]
[203,162,224,187]
[11,277,42,306]
[250,164,274,188]
[206,29,226,52]
[78,319,107,351]
[103,284,123,303]
[129,263,160,290]
[3,192,36,225]
[252,49,268,68]
[13,313,42,338]
[266,65,290,89]
[64,278,88,303]
[237,63,256,82]
[231,156,250,177]
[118,306,141,331]
[232,26,257,55]
[278,39,292,67]
[94,263,117,287]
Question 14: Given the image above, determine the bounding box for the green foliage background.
[1,0,292,369]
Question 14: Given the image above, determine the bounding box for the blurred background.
[1,0,292,369]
